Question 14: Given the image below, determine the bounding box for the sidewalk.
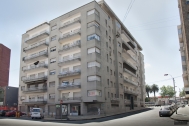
[44,107,148,121]
[170,105,189,121]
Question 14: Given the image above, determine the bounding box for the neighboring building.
[0,86,18,107]
[0,44,11,87]
[178,0,189,101]
[18,0,145,117]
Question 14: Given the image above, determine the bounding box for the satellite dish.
[34,61,39,65]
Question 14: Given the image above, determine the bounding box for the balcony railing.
[22,75,47,83]
[23,99,47,104]
[25,31,49,43]
[23,87,47,92]
[123,58,137,70]
[59,97,82,101]
[58,69,81,78]
[124,89,138,96]
[59,40,81,53]
[59,17,81,30]
[23,51,48,61]
[110,98,119,103]
[23,40,49,52]
[123,68,136,77]
[23,64,48,72]
[58,83,81,90]
[123,77,138,86]
[59,28,81,42]
[122,49,137,61]
[58,56,81,65]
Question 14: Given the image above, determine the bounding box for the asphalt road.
[0,107,181,126]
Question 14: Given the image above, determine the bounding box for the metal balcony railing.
[59,97,82,101]
[23,87,47,92]
[22,75,48,82]
[123,68,136,77]
[110,98,120,103]
[59,17,81,29]
[23,40,49,52]
[124,88,138,96]
[58,55,81,65]
[122,49,137,61]
[25,31,49,42]
[23,64,48,72]
[59,28,81,41]
[59,40,81,53]
[123,58,137,70]
[123,77,138,86]
[58,83,81,90]
[23,51,48,61]
[58,69,81,78]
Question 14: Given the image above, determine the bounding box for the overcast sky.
[0,0,182,96]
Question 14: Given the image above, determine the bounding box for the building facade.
[0,44,11,87]
[18,0,145,117]
[178,0,189,101]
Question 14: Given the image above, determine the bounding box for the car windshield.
[32,109,40,112]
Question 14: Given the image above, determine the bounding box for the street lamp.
[164,74,177,114]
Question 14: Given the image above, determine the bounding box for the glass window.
[110,69,112,75]
[87,9,99,16]
[111,81,113,87]
[119,62,122,68]
[87,21,100,28]
[87,47,101,54]
[106,42,108,48]
[87,34,100,41]
[51,35,56,41]
[88,90,101,96]
[49,93,55,99]
[49,81,55,87]
[178,29,182,35]
[51,25,57,31]
[88,75,101,81]
[50,47,56,52]
[110,58,112,64]
[88,61,101,68]
[107,54,108,62]
[105,19,107,27]
[21,86,25,91]
[50,58,56,64]
[119,73,122,78]
[109,36,111,42]
[187,0,189,4]
[73,65,81,70]
[182,65,187,71]
[118,42,121,47]
[182,56,186,61]
[108,92,109,98]
[119,52,121,57]
[107,66,109,72]
[107,79,109,85]
[50,70,56,75]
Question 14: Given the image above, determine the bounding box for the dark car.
[159,107,173,117]
[0,110,9,116]
[5,111,16,117]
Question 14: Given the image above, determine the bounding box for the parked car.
[5,111,16,117]
[0,110,9,116]
[31,108,44,119]
[159,107,173,117]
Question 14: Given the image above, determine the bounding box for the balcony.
[58,69,81,78]
[22,99,47,105]
[87,52,101,62]
[124,99,131,105]
[59,17,81,32]
[122,49,137,62]
[58,83,81,90]
[25,31,49,44]
[124,89,138,96]
[22,75,48,84]
[59,28,81,43]
[58,40,81,54]
[23,51,48,63]
[123,58,137,70]
[23,40,49,53]
[23,87,47,93]
[23,64,48,73]
[122,41,137,55]
[123,77,138,86]
[123,68,137,77]
[58,97,82,103]
[110,98,119,104]
[87,67,101,76]
[58,56,81,66]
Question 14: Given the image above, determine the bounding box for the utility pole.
[173,78,177,114]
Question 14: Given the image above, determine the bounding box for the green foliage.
[179,88,185,97]
[151,84,159,97]
[160,85,176,98]
[145,84,151,98]
[145,97,150,102]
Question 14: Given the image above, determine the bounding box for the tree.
[179,88,185,98]
[160,85,167,98]
[151,84,159,98]
[145,84,151,98]
[160,85,176,99]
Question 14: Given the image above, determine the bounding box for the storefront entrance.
[70,104,80,116]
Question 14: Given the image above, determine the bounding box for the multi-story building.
[178,0,189,102]
[18,0,145,117]
[0,43,11,87]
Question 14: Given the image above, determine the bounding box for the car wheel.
[159,114,162,117]
[31,117,33,119]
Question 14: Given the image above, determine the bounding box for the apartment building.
[0,44,11,87]
[178,0,189,102]
[18,0,145,117]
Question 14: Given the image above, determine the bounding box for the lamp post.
[164,74,177,114]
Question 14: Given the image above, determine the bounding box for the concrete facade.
[0,44,11,87]
[18,0,145,117]
[178,0,189,100]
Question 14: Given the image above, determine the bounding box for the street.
[0,107,179,126]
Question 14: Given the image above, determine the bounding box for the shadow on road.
[0,108,154,124]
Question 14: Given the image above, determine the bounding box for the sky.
[0,0,182,96]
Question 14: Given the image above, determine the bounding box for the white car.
[31,108,44,119]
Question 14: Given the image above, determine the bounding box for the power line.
[147,76,182,84]
[123,0,136,22]
[122,0,133,22]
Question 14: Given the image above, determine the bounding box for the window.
[88,75,101,81]
[50,58,56,64]
[51,25,57,31]
[107,66,109,72]
[73,65,81,70]
[187,0,189,4]
[106,30,108,38]
[87,21,100,28]
[107,79,109,86]
[109,26,111,31]
[119,62,122,68]
[118,52,121,57]
[183,65,187,71]
[182,56,186,61]
[110,58,112,64]
[106,42,108,48]
[88,90,101,96]
[114,71,115,76]
[111,81,113,87]
[87,9,99,16]
[115,94,116,98]
[50,47,56,52]
[87,34,100,41]
[105,19,107,27]
[50,70,56,75]
[38,72,44,77]
[87,47,100,54]
[110,69,112,75]
[108,92,109,98]
[49,81,55,87]
[88,61,101,68]
[111,93,113,98]
[107,54,108,62]
[118,42,121,47]
[62,67,69,72]
[119,73,122,78]
[109,36,111,42]
[49,93,55,99]
[120,94,123,99]
[120,83,123,88]
[108,16,110,20]
[51,35,56,41]
[21,86,25,91]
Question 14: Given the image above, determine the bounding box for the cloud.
[145,63,151,69]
